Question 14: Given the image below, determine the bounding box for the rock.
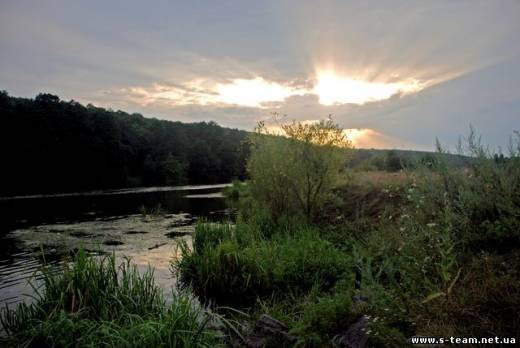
[352,294,369,303]
[332,315,369,348]
[242,314,296,348]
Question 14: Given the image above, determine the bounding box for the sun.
[313,71,423,105]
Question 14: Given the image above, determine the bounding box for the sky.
[1,0,519,151]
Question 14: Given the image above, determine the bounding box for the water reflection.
[0,184,233,308]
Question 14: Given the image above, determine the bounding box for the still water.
[0,184,233,308]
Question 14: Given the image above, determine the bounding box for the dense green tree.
[0,92,248,196]
[161,153,188,185]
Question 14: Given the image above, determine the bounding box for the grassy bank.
[176,127,520,346]
[1,250,224,347]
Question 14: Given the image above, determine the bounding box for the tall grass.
[1,249,223,347]
[332,129,520,341]
[176,220,352,307]
[402,130,520,337]
[191,220,234,253]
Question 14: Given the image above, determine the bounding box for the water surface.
[0,184,233,308]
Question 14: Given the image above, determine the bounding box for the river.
[0,184,233,309]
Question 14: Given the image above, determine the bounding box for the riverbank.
[2,164,519,347]
[177,164,520,346]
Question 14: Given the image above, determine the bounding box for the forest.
[0,91,248,196]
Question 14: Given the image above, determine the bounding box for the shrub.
[223,180,247,201]
[247,119,351,222]
[414,129,520,253]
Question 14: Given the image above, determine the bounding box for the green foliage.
[173,126,520,346]
[0,249,223,347]
[347,148,466,172]
[161,153,188,185]
[366,150,416,172]
[418,153,438,168]
[177,220,351,307]
[0,92,248,196]
[419,252,520,338]
[222,181,251,213]
[415,128,520,253]
[222,180,244,200]
[247,119,351,222]
[192,220,234,253]
[291,292,355,347]
[3,92,518,346]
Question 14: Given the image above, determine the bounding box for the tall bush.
[247,119,351,222]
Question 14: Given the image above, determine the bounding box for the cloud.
[100,70,427,111]
[1,0,519,150]
[101,78,304,108]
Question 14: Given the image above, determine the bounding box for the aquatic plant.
[0,249,224,347]
[138,203,164,219]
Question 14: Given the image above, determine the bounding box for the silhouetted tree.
[0,92,248,196]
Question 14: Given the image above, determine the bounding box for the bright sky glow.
[215,78,305,107]
[343,128,370,145]
[124,74,425,109]
[314,71,424,105]
[261,124,403,149]
[121,78,307,108]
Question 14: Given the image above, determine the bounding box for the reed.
[1,249,224,348]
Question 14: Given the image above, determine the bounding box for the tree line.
[0,91,248,196]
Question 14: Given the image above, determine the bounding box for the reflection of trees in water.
[0,186,229,232]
